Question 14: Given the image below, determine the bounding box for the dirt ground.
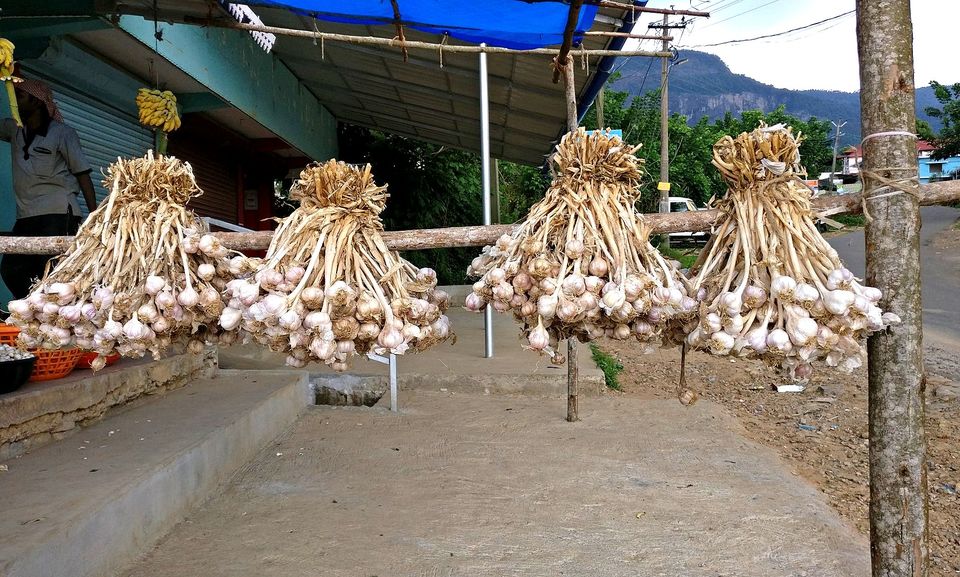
[603,334,960,575]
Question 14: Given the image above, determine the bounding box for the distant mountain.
[610,50,942,147]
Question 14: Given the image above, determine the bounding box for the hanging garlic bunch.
[466,129,694,362]
[222,160,452,370]
[686,124,899,381]
[7,152,238,370]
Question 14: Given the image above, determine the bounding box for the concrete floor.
[121,391,869,577]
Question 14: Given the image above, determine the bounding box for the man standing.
[1,78,97,299]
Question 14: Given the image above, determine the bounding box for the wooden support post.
[856,1,929,575]
[566,339,579,422]
[563,56,580,422]
[552,0,584,84]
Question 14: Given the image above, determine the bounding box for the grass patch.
[589,343,624,391]
[831,214,866,229]
[659,246,700,269]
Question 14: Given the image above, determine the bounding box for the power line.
[701,0,783,28]
[703,0,748,14]
[687,10,855,47]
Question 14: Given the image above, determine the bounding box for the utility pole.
[831,119,847,182]
[649,14,687,247]
[856,1,929,576]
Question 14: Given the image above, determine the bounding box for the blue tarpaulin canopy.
[246,0,599,49]
[16,0,647,164]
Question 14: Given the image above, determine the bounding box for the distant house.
[840,140,960,183]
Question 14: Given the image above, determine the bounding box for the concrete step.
[0,369,310,577]
[219,303,607,399]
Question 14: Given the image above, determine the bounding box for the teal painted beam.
[1,1,96,17]
[177,92,229,114]
[117,15,337,162]
[1,17,108,39]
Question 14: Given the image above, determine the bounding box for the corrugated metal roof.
[107,1,647,164]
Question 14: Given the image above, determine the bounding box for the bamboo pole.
[173,17,673,59]
[583,32,673,40]
[2,181,959,256]
[856,1,929,575]
[588,2,710,17]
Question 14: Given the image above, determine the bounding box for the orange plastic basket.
[29,348,84,381]
[0,323,18,346]
[1,323,83,381]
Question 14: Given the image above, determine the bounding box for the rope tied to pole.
[438,33,447,68]
[858,130,921,222]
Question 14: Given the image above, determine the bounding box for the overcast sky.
[626,0,955,92]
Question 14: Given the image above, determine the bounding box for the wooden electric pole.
[856,1,929,576]
[649,15,686,247]
[831,119,847,182]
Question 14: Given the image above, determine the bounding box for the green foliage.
[924,81,960,159]
[712,106,834,177]
[658,246,699,269]
[497,161,549,224]
[581,78,835,211]
[917,118,936,142]
[589,343,624,390]
[582,82,722,211]
[831,214,866,229]
[335,125,546,285]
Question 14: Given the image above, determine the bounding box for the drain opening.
[314,385,385,407]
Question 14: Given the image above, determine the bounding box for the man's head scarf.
[16,78,64,122]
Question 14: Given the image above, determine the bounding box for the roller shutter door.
[24,67,154,217]
[166,136,239,223]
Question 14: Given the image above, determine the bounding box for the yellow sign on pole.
[657,181,671,192]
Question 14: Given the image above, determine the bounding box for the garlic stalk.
[6,152,237,368]
[687,123,899,384]
[466,129,693,360]
[221,160,452,370]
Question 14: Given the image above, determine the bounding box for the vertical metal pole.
[389,353,398,413]
[480,44,494,359]
[562,57,580,423]
[658,12,671,248]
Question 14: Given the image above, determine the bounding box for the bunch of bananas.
[136,88,181,133]
[0,38,15,73]
[0,37,21,127]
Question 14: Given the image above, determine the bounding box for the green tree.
[923,80,960,158]
[583,83,726,210]
[582,78,833,211]
[916,118,936,142]
[334,124,547,284]
[712,105,834,177]
[497,161,550,223]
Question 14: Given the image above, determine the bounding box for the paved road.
[828,205,960,346]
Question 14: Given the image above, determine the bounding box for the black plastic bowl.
[1,356,37,394]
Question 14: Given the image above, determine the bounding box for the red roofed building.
[840,140,956,182]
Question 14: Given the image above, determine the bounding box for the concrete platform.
[0,369,310,577]
[0,349,217,460]
[120,391,870,577]
[219,296,606,398]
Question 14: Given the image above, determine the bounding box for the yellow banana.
[0,38,20,127]
[137,86,181,132]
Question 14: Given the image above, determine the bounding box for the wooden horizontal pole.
[591,1,710,18]
[3,180,957,256]
[583,31,673,40]
[169,17,672,58]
